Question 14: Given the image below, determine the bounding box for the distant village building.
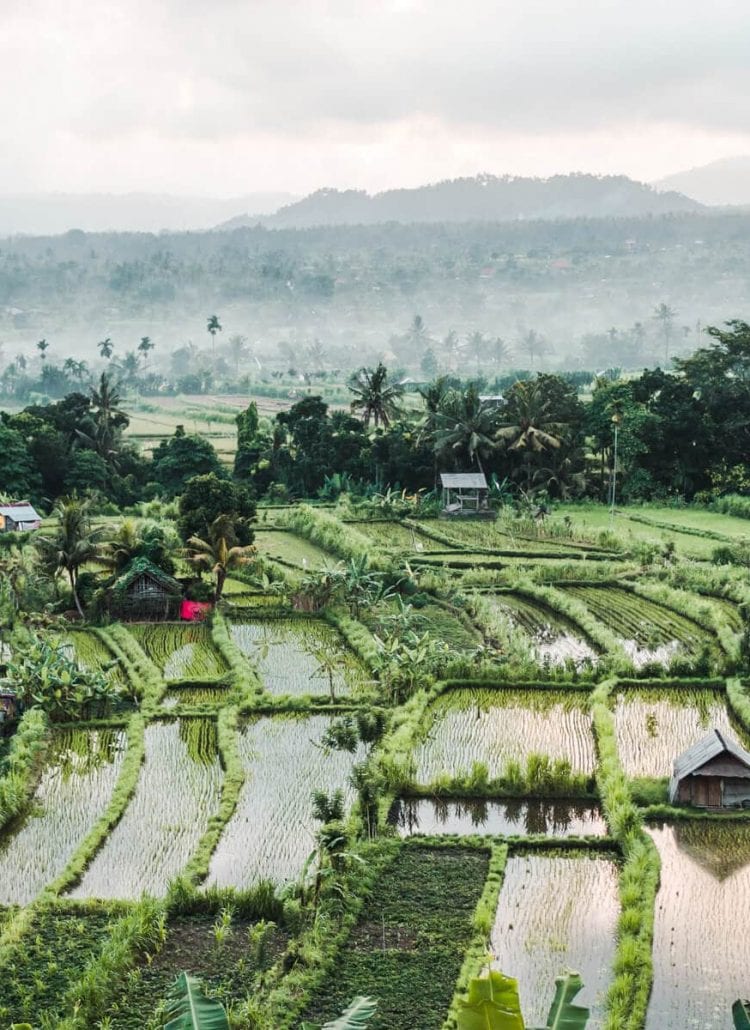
[0,503,42,532]
[109,558,182,622]
[439,473,494,520]
[669,729,750,809]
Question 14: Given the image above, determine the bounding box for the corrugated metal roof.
[0,503,41,522]
[440,473,488,489]
[673,729,750,780]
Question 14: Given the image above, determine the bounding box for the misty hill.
[0,192,298,236]
[654,156,750,207]
[220,174,701,229]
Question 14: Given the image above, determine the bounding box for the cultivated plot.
[253,530,334,569]
[491,854,619,1027]
[69,720,222,900]
[413,688,596,784]
[205,715,365,887]
[613,688,746,778]
[647,823,750,1030]
[229,618,366,697]
[0,728,126,906]
[483,592,597,667]
[389,797,607,838]
[126,623,228,681]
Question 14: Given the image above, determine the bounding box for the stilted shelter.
[439,473,494,519]
[110,558,182,622]
[669,729,750,809]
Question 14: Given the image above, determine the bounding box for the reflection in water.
[388,797,606,837]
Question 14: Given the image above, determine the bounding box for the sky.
[2,0,750,197]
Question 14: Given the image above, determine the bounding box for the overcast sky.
[2,0,750,197]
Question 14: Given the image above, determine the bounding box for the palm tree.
[137,336,154,364]
[433,383,497,475]
[496,380,566,492]
[348,363,404,429]
[184,516,255,600]
[35,496,110,617]
[98,337,114,360]
[105,517,141,573]
[653,302,676,365]
[76,373,126,464]
[36,338,50,362]
[206,314,222,353]
[226,334,248,377]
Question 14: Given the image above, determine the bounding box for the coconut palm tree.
[496,380,566,493]
[76,372,127,464]
[348,362,404,429]
[137,336,154,364]
[226,334,248,377]
[35,496,110,617]
[184,515,255,600]
[97,337,114,361]
[433,383,498,475]
[36,338,50,362]
[206,314,222,353]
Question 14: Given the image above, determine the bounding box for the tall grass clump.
[0,707,48,831]
[282,505,392,571]
[96,624,163,713]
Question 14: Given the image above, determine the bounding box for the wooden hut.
[0,690,18,727]
[0,502,41,532]
[669,729,750,809]
[439,473,494,519]
[110,558,182,622]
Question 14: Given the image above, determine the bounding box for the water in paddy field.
[646,822,750,1029]
[68,720,222,900]
[491,854,619,1028]
[0,728,125,906]
[388,797,607,837]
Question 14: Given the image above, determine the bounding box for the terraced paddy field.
[389,797,607,837]
[491,853,620,1028]
[346,520,447,552]
[252,529,334,569]
[63,630,126,689]
[562,585,716,667]
[646,823,750,1029]
[229,616,367,696]
[0,728,126,906]
[482,591,598,667]
[613,688,748,778]
[416,518,596,555]
[69,720,222,900]
[205,715,366,887]
[303,845,489,1030]
[413,688,596,784]
[126,623,228,681]
[162,686,230,709]
[362,597,481,652]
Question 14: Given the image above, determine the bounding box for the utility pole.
[610,410,622,525]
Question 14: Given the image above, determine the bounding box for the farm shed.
[669,729,750,809]
[439,473,494,520]
[0,502,41,532]
[110,558,182,621]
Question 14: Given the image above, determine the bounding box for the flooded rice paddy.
[413,688,596,783]
[388,797,607,837]
[483,593,597,667]
[126,624,228,681]
[69,720,222,900]
[647,822,750,1029]
[0,728,126,905]
[491,853,619,1028]
[205,715,365,887]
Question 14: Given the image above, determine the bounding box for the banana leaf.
[301,995,378,1029]
[733,999,750,1030]
[533,972,589,1030]
[164,972,229,1030]
[456,970,526,1030]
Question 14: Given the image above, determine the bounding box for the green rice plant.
[628,579,735,665]
[413,689,596,787]
[728,678,750,737]
[127,624,229,682]
[162,687,229,709]
[204,715,366,888]
[97,625,162,713]
[489,853,619,1028]
[68,720,223,901]
[229,618,367,698]
[282,505,392,572]
[253,529,334,570]
[479,592,598,670]
[65,631,126,690]
[0,707,48,832]
[0,727,126,906]
[347,520,445,553]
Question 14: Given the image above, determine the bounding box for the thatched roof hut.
[110,558,182,622]
[669,729,750,809]
[439,472,494,520]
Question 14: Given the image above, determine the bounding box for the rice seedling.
[205,715,365,887]
[483,593,598,668]
[491,853,619,1027]
[126,624,228,681]
[346,521,445,552]
[64,631,126,689]
[253,530,333,569]
[162,687,229,709]
[613,689,747,778]
[646,823,750,1029]
[0,728,126,906]
[229,618,367,696]
[68,720,222,900]
[388,797,607,838]
[414,689,597,784]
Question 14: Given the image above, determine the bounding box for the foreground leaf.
[164,972,229,1030]
[301,995,378,1029]
[457,970,525,1030]
[535,972,589,1030]
[733,999,750,1030]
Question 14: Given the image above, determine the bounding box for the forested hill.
[221,173,701,229]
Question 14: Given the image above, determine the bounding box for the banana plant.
[734,999,750,1029]
[456,970,589,1030]
[301,995,378,1029]
[164,972,229,1029]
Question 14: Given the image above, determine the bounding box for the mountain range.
[654,156,750,207]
